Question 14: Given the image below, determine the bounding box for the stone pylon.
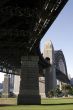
[43,41,57,96]
[2,74,10,98]
[13,75,20,95]
[17,56,41,105]
[39,76,46,98]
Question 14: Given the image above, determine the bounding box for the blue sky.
[0,0,73,82]
[41,0,73,78]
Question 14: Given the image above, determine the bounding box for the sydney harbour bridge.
[0,0,69,104]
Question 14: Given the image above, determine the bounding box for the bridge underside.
[0,0,68,105]
[0,0,68,70]
[56,69,70,83]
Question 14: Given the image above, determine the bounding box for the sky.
[41,0,73,78]
[0,0,73,83]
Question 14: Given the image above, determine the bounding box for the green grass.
[0,98,73,110]
[0,105,73,110]
[41,97,73,104]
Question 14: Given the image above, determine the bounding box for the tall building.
[43,40,54,64]
[9,74,15,92]
[43,40,57,91]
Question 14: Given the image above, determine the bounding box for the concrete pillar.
[2,74,10,98]
[39,77,46,98]
[17,56,41,105]
[45,65,57,97]
[13,75,20,96]
[43,41,57,96]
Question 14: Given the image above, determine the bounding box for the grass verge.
[0,98,73,110]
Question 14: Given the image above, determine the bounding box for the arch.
[55,50,68,77]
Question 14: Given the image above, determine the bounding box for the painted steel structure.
[0,0,68,70]
[55,50,70,83]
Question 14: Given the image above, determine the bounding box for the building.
[43,40,57,90]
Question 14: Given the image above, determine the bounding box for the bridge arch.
[55,50,68,76]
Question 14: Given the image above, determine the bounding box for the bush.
[9,92,17,98]
[48,90,54,98]
[0,92,2,98]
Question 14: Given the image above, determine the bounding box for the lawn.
[0,98,73,110]
[41,97,73,104]
[0,105,73,110]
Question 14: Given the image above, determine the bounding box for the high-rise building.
[10,74,14,92]
[43,40,55,64]
[43,40,57,91]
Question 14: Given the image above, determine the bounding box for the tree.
[61,83,71,97]
[68,86,73,95]
[48,90,54,98]
[54,85,62,97]
[0,92,2,98]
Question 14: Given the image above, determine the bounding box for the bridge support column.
[17,56,41,105]
[45,66,57,97]
[39,77,46,98]
[2,74,10,98]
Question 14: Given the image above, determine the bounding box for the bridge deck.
[0,0,68,69]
